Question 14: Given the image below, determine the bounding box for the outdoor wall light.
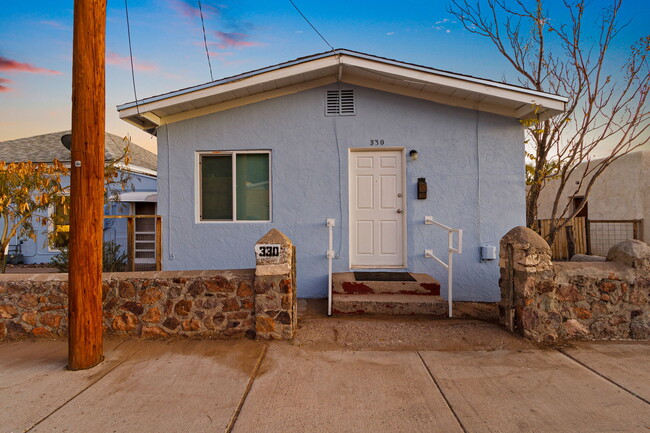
[409,150,419,161]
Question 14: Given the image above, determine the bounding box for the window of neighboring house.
[198,151,271,222]
[573,196,588,218]
[50,196,70,250]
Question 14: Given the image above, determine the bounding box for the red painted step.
[333,272,440,296]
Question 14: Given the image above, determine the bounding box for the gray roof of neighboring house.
[0,131,157,172]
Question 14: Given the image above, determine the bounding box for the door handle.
[397,209,403,214]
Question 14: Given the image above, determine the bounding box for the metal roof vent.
[326,89,355,116]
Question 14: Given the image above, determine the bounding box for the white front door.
[349,149,405,267]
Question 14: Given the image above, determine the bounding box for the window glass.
[200,152,270,221]
[51,196,70,249]
[201,155,233,220]
[236,153,269,221]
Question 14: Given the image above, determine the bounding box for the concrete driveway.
[1,317,649,433]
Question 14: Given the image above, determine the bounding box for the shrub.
[50,241,128,273]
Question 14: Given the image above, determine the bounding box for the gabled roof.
[118,48,567,133]
[0,131,157,172]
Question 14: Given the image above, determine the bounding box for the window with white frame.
[198,151,271,222]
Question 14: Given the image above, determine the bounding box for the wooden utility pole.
[68,0,106,370]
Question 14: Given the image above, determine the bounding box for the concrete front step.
[333,272,440,296]
[332,294,447,316]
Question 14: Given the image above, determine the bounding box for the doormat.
[353,272,416,282]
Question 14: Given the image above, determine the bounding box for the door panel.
[350,150,404,267]
[356,221,374,255]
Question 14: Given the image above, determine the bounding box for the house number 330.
[256,244,281,258]
[370,139,385,146]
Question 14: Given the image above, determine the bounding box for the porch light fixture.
[409,150,419,161]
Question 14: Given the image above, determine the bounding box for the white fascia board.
[114,162,157,177]
[341,55,566,112]
[118,56,340,119]
[340,51,567,104]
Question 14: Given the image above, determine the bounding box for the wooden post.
[127,217,135,271]
[155,216,162,271]
[68,0,106,370]
[565,225,576,260]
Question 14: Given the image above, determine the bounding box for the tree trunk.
[566,225,576,260]
[0,250,6,274]
[526,178,542,228]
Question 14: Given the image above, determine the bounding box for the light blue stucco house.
[0,131,157,266]
[118,49,566,301]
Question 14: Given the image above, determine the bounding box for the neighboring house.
[0,131,158,266]
[536,147,649,255]
[117,49,566,301]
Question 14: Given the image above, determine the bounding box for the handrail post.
[424,216,462,318]
[326,218,335,316]
[448,231,454,318]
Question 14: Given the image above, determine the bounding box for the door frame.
[348,147,407,269]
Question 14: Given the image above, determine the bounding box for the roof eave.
[118,49,568,130]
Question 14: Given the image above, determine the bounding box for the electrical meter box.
[480,245,497,261]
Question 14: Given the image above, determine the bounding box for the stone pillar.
[499,226,552,336]
[253,229,297,339]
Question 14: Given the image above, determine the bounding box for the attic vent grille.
[326,89,355,116]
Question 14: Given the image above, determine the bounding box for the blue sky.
[1,0,648,152]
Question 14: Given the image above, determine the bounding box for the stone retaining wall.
[499,227,649,342]
[0,229,297,341]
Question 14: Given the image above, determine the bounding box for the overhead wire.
[198,0,214,81]
[124,0,140,115]
[288,0,335,51]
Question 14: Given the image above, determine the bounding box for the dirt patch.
[5,264,60,274]
[293,299,531,352]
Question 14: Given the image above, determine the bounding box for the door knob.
[397,209,403,214]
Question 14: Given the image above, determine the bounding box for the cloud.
[0,77,12,92]
[386,32,395,36]
[40,20,70,31]
[106,51,159,72]
[168,0,220,19]
[435,19,450,24]
[207,51,235,60]
[0,57,61,74]
[212,31,262,49]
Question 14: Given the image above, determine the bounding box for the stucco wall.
[536,148,649,242]
[158,83,525,301]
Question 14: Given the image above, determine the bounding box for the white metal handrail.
[424,216,463,317]
[326,218,335,316]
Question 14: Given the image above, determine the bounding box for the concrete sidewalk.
[1,318,649,432]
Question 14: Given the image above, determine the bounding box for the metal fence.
[589,220,642,256]
[536,218,642,259]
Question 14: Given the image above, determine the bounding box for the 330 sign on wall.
[255,244,281,259]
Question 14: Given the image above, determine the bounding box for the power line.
[288,0,334,51]
[124,0,140,114]
[198,0,214,81]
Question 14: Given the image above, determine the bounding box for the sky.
[0,0,648,154]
